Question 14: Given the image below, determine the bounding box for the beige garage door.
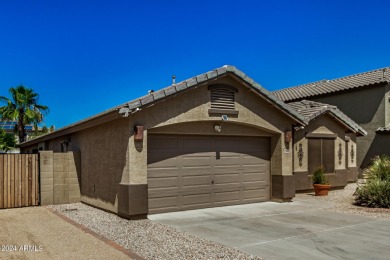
[147,135,270,214]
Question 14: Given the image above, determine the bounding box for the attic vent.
[208,85,238,112]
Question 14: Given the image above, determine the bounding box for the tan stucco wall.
[293,114,350,173]
[310,83,388,170]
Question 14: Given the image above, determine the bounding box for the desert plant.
[355,155,390,208]
[364,155,390,182]
[312,166,329,184]
[355,179,390,208]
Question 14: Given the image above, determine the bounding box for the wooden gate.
[0,154,39,209]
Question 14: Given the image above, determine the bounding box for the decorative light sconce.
[338,143,343,165]
[134,125,144,152]
[134,125,144,141]
[285,130,292,143]
[298,143,304,167]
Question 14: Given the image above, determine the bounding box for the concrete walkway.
[150,198,390,260]
[0,207,131,260]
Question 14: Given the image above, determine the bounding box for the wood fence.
[0,154,39,209]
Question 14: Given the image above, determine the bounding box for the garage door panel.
[182,137,212,151]
[149,196,179,213]
[214,173,240,184]
[182,193,213,208]
[182,156,212,167]
[243,187,270,200]
[148,135,270,213]
[148,168,180,178]
[214,183,241,192]
[148,136,179,149]
[243,172,268,182]
[148,187,180,197]
[182,175,211,186]
[181,186,213,195]
[238,138,270,150]
[148,177,178,189]
[215,138,241,149]
[180,169,212,176]
[214,155,241,165]
[213,166,242,174]
[214,190,240,203]
[148,155,179,167]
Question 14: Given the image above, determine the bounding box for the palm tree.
[0,129,16,152]
[0,85,49,143]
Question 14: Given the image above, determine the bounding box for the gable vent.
[209,85,237,110]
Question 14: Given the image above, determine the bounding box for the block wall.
[39,151,81,205]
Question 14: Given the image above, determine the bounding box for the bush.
[355,179,390,208]
[312,166,329,184]
[364,155,390,182]
[355,155,390,208]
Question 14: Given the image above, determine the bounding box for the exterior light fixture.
[134,125,144,141]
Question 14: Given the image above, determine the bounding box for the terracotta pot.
[313,184,331,196]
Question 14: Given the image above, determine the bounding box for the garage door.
[147,135,270,214]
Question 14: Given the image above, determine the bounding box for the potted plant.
[312,166,331,196]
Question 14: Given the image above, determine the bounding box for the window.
[308,138,335,173]
[208,85,238,114]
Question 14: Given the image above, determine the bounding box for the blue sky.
[1,0,389,128]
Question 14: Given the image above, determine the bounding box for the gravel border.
[295,182,390,219]
[48,203,261,260]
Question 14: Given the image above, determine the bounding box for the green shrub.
[355,155,390,208]
[364,155,390,182]
[312,166,329,184]
[355,179,390,208]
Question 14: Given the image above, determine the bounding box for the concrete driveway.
[149,198,390,260]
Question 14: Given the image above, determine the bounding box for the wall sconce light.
[285,130,292,143]
[134,125,144,141]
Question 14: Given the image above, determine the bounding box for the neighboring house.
[274,67,390,173]
[20,66,365,219]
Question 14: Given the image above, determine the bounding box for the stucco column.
[118,129,148,219]
[271,131,295,202]
[128,131,148,184]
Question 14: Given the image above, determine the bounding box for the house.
[273,67,390,173]
[19,66,365,218]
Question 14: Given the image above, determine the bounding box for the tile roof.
[376,125,390,134]
[118,65,308,125]
[273,67,390,102]
[288,100,367,136]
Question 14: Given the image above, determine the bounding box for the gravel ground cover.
[48,203,261,260]
[295,182,390,219]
